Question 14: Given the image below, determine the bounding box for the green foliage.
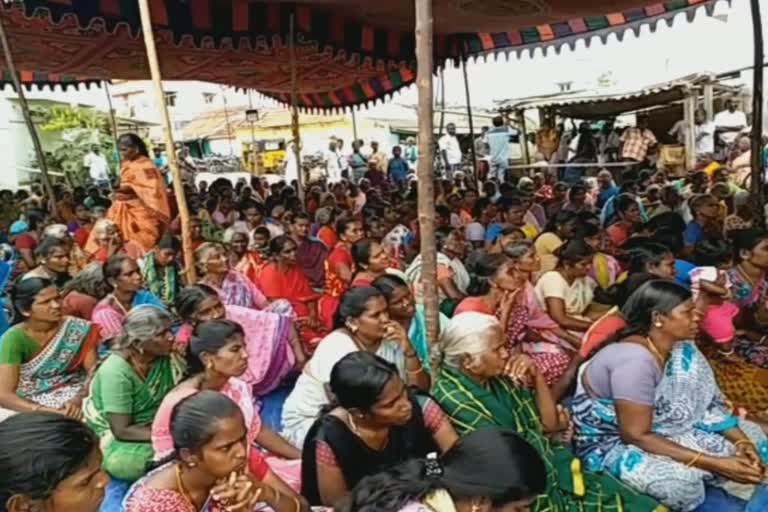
[29,105,116,186]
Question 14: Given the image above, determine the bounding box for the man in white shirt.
[83,145,110,188]
[439,123,462,179]
[324,139,342,183]
[694,108,716,157]
[714,99,747,146]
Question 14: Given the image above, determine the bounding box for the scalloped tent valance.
[0,0,725,110]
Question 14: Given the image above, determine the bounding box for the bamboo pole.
[461,58,479,184]
[750,0,765,228]
[437,69,445,137]
[136,0,196,282]
[683,90,697,171]
[220,85,235,156]
[517,109,531,166]
[0,14,58,217]
[289,14,304,203]
[415,0,439,345]
[103,80,120,181]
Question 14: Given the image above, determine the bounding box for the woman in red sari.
[317,218,364,331]
[258,236,325,354]
[104,134,170,252]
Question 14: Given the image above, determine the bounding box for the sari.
[705,267,768,414]
[572,341,768,511]
[297,237,328,289]
[258,262,326,353]
[151,377,301,490]
[591,253,621,290]
[103,156,171,252]
[83,352,184,482]
[408,304,448,373]
[91,290,165,342]
[0,317,98,409]
[212,270,271,310]
[175,304,295,397]
[281,330,406,448]
[234,251,266,284]
[318,245,354,331]
[432,366,662,512]
[141,252,181,308]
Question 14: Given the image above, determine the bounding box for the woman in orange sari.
[317,218,364,331]
[106,134,171,252]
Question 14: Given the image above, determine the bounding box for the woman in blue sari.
[373,273,448,373]
[92,254,164,343]
[572,280,768,512]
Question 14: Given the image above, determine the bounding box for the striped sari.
[432,365,663,512]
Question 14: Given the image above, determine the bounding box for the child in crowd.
[690,239,739,358]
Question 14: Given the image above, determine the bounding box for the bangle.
[292,496,301,512]
[404,350,418,358]
[406,366,424,375]
[686,451,703,468]
[718,348,735,356]
[272,486,282,505]
[735,439,755,448]
[760,335,768,345]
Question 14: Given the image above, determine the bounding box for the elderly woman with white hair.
[84,218,145,264]
[431,312,662,512]
[83,305,184,482]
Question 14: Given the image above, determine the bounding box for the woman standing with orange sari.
[108,134,171,252]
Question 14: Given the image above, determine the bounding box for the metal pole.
[351,110,358,142]
[415,0,439,345]
[461,58,478,182]
[517,109,531,167]
[0,14,58,216]
[750,0,765,228]
[289,14,304,202]
[103,80,120,182]
[136,0,196,283]
[220,85,234,156]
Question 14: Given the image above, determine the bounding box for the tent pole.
[0,14,58,216]
[415,0,439,345]
[750,0,765,228]
[289,14,304,203]
[103,80,120,179]
[517,109,531,168]
[437,69,445,137]
[461,58,479,185]
[136,0,196,283]
[220,85,235,156]
[683,90,697,171]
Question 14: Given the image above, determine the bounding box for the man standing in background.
[84,145,111,188]
[484,116,515,182]
[439,123,463,179]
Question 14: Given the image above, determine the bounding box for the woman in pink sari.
[455,242,580,385]
[175,284,303,396]
[153,320,301,492]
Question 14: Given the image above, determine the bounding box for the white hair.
[113,305,172,349]
[43,224,69,239]
[432,312,503,374]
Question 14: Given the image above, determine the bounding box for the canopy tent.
[496,73,744,119]
[0,0,724,110]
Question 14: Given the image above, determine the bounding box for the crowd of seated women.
[4,158,768,512]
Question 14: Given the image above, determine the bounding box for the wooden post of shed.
[136,0,196,283]
[516,109,531,169]
[703,82,715,121]
[683,89,697,171]
[0,15,58,217]
[414,0,439,345]
[750,0,765,227]
[461,58,479,183]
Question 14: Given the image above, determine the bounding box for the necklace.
[645,337,666,369]
[175,464,194,506]
[737,264,758,289]
[109,294,131,315]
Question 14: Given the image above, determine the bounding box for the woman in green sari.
[83,305,184,482]
[431,312,664,512]
[0,278,100,419]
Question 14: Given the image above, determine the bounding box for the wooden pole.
[289,14,304,203]
[415,0,439,345]
[683,90,697,171]
[103,80,120,181]
[703,82,715,121]
[351,110,359,142]
[461,58,479,183]
[517,109,531,166]
[0,14,58,217]
[220,85,235,156]
[438,69,445,136]
[750,0,765,228]
[136,0,196,283]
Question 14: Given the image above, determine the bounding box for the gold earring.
[206,361,213,370]
[654,322,662,328]
[471,505,480,512]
